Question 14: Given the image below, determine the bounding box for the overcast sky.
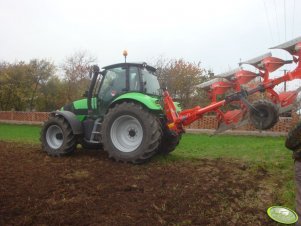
[0,0,300,75]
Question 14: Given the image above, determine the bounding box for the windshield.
[98,67,126,99]
[141,68,161,96]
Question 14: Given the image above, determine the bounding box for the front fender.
[50,111,83,135]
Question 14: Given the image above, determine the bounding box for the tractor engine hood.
[61,98,97,121]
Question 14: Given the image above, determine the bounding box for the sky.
[0,0,300,77]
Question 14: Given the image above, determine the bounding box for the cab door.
[97,66,127,117]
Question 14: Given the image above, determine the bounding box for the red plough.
[164,37,301,134]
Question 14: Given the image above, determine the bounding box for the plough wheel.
[249,100,279,130]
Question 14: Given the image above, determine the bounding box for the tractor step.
[89,118,102,143]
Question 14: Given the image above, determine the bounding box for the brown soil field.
[0,141,278,226]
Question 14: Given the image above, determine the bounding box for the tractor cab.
[95,63,161,116]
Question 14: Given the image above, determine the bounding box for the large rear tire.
[286,121,301,151]
[40,116,76,156]
[249,100,279,130]
[101,102,162,164]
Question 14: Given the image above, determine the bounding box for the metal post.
[283,70,287,92]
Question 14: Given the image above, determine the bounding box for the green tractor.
[40,62,181,163]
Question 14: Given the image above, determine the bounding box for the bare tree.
[28,59,56,111]
[61,51,96,102]
[154,57,213,108]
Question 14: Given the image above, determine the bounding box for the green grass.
[0,123,295,209]
[162,133,290,162]
[157,134,293,177]
[156,133,295,209]
[0,123,41,144]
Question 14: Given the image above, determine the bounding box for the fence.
[186,114,300,133]
[0,111,48,124]
[0,111,299,133]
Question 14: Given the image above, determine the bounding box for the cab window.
[141,68,161,96]
[129,66,140,91]
[99,67,126,100]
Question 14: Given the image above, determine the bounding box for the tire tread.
[101,102,162,164]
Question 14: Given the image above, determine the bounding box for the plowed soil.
[0,141,278,226]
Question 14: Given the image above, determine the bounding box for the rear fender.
[50,111,83,135]
[112,92,162,111]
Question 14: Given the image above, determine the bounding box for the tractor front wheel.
[101,102,162,164]
[40,116,76,156]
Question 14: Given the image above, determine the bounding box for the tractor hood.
[61,98,97,121]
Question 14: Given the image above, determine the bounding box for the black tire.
[249,100,279,130]
[40,116,76,156]
[101,102,162,164]
[286,121,301,151]
[158,123,182,155]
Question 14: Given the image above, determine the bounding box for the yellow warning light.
[123,50,128,63]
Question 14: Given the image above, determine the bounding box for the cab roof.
[102,62,156,72]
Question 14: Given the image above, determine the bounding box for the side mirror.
[92,65,100,74]
[89,65,100,78]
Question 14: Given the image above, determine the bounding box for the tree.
[155,58,213,108]
[35,75,66,111]
[0,60,57,111]
[0,62,32,111]
[28,59,56,111]
[61,51,96,102]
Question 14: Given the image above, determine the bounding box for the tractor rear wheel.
[286,121,301,151]
[101,102,162,164]
[40,116,76,156]
[249,100,279,130]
